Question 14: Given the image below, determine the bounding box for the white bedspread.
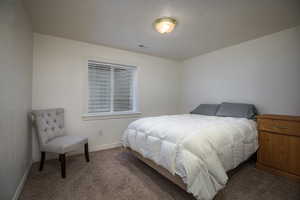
[122,114,258,200]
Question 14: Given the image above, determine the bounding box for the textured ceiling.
[24,0,300,60]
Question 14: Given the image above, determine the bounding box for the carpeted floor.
[20,148,300,200]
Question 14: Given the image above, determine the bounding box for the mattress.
[122,114,258,200]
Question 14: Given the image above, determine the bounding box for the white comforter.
[122,114,258,200]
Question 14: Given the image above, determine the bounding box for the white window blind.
[88,60,136,114]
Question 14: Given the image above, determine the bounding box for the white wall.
[0,0,33,199]
[32,33,181,161]
[181,26,300,115]
[32,26,300,162]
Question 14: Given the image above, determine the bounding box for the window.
[87,60,138,116]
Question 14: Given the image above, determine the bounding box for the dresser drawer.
[259,119,300,137]
[256,115,300,181]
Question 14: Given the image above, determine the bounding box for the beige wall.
[181,26,300,115]
[32,33,181,161]
[0,0,33,199]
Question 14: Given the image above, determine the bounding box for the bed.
[122,112,258,200]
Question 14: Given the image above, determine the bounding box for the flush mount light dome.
[154,17,177,34]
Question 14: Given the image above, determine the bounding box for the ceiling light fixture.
[154,17,177,34]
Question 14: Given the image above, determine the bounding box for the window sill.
[82,111,142,121]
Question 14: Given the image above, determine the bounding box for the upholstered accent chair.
[32,108,89,178]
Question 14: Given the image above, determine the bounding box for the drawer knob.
[274,126,288,130]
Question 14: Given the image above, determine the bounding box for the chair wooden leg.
[39,152,46,171]
[60,154,66,178]
[84,143,90,162]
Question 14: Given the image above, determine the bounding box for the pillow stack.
[190,102,257,119]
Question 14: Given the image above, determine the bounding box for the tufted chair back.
[32,108,66,146]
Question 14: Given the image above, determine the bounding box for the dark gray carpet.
[19,148,300,200]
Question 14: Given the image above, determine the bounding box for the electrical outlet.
[98,130,103,136]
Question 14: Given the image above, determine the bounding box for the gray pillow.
[190,104,220,116]
[216,102,257,119]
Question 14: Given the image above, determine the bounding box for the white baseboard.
[32,142,122,162]
[89,142,122,152]
[31,142,122,162]
[12,161,32,200]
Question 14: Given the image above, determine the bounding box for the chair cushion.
[42,136,88,154]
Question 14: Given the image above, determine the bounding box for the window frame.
[82,58,141,120]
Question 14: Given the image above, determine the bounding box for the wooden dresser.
[256,114,300,181]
